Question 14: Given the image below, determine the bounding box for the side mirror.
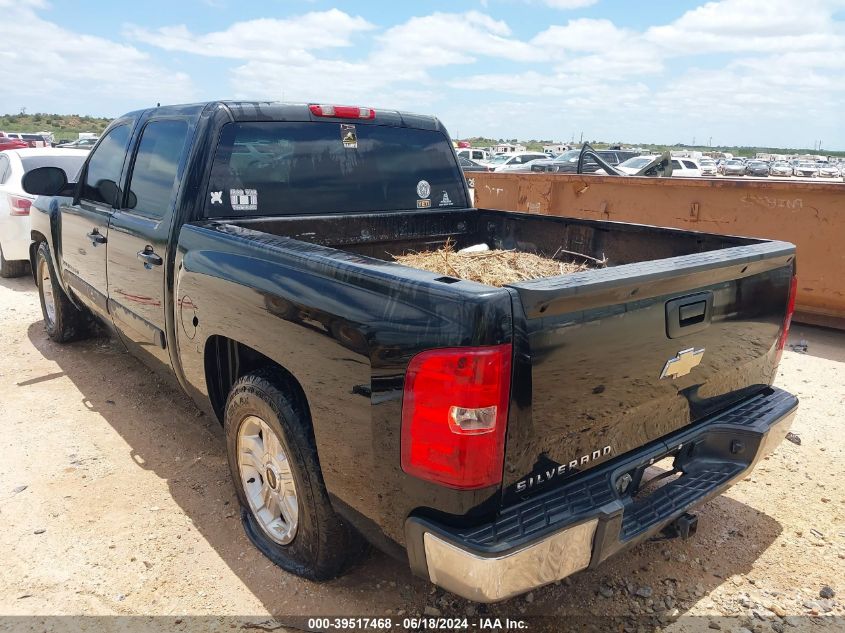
[22,166,75,196]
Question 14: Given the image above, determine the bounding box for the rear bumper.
[405,387,797,603]
[0,214,31,261]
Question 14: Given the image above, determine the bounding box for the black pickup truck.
[24,101,798,603]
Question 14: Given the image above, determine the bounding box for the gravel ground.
[0,273,843,633]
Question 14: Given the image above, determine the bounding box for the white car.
[793,162,819,178]
[612,155,660,175]
[817,163,840,178]
[0,148,88,277]
[456,148,493,163]
[699,159,718,176]
[486,152,549,172]
[669,158,702,177]
[769,161,793,177]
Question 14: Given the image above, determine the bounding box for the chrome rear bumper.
[405,387,797,602]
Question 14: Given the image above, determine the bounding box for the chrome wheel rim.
[40,259,56,328]
[237,415,299,545]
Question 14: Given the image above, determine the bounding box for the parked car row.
[0,147,89,277]
[0,131,100,152]
[1,132,51,148]
[456,143,845,181]
[717,157,845,178]
[54,137,99,149]
[529,149,640,174]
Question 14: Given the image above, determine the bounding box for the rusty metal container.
[472,173,845,328]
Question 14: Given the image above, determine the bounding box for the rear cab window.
[205,121,469,217]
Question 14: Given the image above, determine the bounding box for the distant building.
[543,143,570,155]
[671,150,703,160]
[493,142,525,154]
[756,152,788,162]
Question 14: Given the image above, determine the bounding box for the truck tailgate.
[501,241,795,501]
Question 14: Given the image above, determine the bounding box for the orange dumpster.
[472,173,844,329]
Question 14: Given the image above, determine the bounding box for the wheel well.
[204,335,309,425]
[29,231,47,284]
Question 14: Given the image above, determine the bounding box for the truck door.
[106,118,191,372]
[59,123,132,317]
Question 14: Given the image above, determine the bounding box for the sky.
[0,0,843,150]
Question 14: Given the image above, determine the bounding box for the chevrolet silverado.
[23,101,798,602]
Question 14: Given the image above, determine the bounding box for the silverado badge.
[660,348,705,379]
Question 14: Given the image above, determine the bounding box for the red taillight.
[401,344,512,489]
[308,104,376,120]
[774,275,798,365]
[9,195,32,216]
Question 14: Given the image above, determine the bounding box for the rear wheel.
[0,245,28,278]
[224,369,362,580]
[36,242,91,342]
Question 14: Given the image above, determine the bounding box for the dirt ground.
[0,273,843,633]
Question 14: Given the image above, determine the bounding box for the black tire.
[224,369,362,580]
[0,245,28,278]
[35,242,91,343]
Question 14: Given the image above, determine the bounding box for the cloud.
[126,9,375,61]
[0,2,193,114]
[541,0,599,8]
[646,0,845,53]
[649,0,845,129]
[533,18,631,52]
[371,11,542,69]
[452,70,649,108]
[532,18,663,78]
[7,0,841,147]
[127,10,550,108]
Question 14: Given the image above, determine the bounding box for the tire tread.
[225,368,363,580]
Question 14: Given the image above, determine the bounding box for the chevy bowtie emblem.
[660,348,705,379]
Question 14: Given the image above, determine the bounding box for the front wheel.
[36,242,91,342]
[224,369,363,580]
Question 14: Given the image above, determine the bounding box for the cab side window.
[126,120,189,219]
[81,124,131,206]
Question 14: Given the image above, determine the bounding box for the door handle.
[137,246,163,267]
[86,230,107,246]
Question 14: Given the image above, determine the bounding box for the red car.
[0,134,28,151]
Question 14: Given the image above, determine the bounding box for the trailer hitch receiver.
[661,512,699,540]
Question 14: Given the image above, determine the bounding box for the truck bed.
[222,208,759,276]
[211,208,794,506]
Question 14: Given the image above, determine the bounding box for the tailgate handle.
[679,301,706,325]
[666,292,713,339]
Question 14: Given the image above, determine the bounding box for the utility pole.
[579,131,583,144]
[708,136,712,147]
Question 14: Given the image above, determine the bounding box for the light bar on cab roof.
[309,104,376,120]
